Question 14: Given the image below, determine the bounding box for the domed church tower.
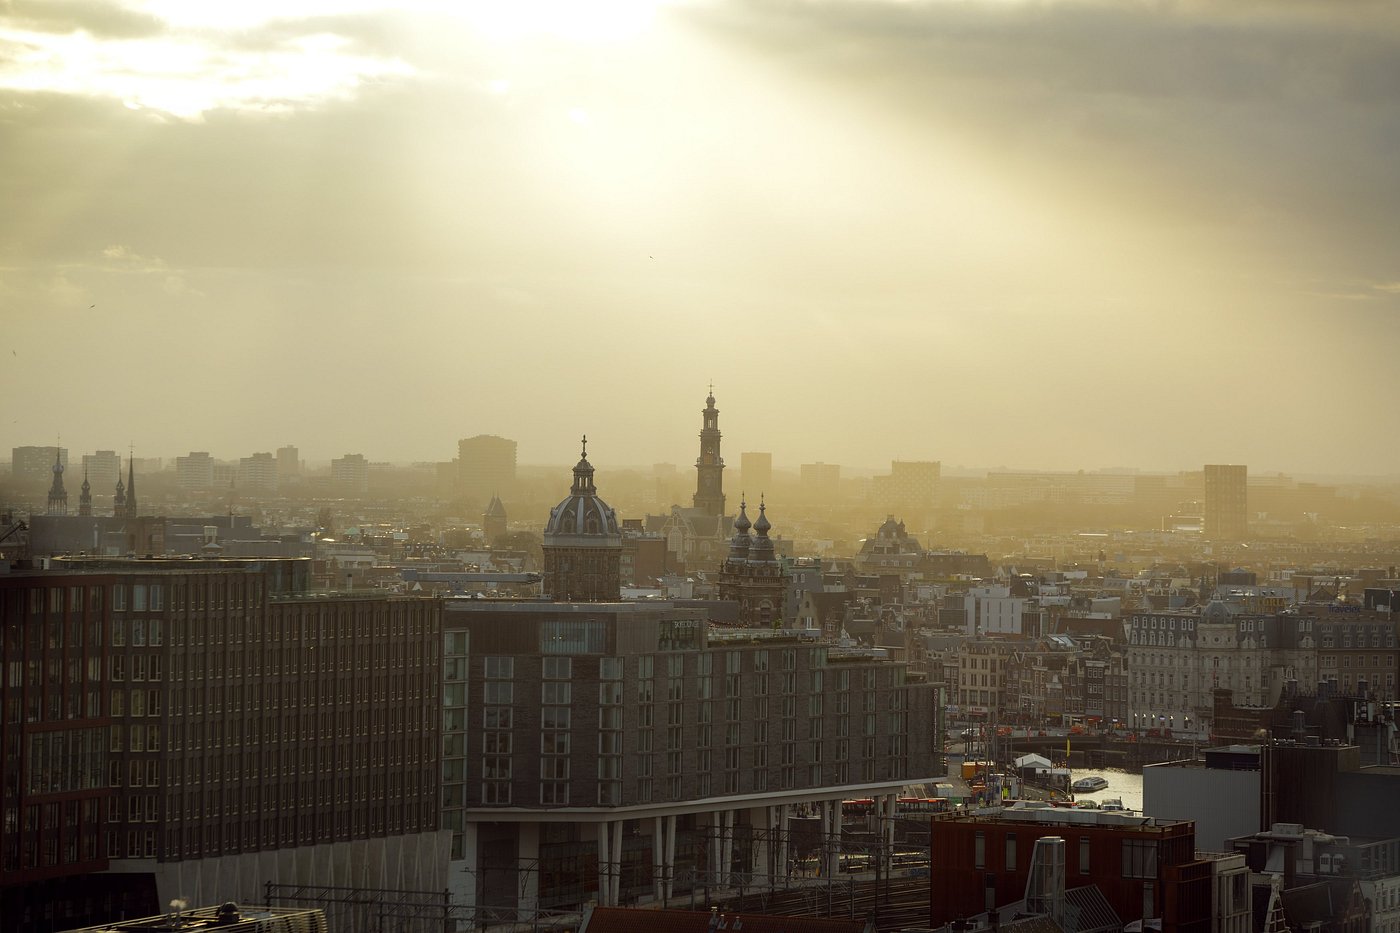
[541,436,622,601]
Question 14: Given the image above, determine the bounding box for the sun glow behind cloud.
[0,26,413,118]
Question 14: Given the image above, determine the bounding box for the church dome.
[728,499,753,560]
[543,437,620,541]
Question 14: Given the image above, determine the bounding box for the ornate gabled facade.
[717,498,787,627]
[541,437,621,601]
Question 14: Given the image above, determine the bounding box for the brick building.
[443,599,943,920]
[929,805,1212,932]
[1,559,445,932]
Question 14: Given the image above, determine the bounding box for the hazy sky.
[3,0,1398,475]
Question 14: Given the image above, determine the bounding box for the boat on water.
[1099,798,1126,811]
[1072,776,1109,793]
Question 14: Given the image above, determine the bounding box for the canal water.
[1067,768,1145,811]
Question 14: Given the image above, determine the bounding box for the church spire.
[78,464,93,517]
[692,387,725,518]
[46,448,68,516]
[113,457,127,518]
[125,451,137,517]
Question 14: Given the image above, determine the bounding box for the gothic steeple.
[124,453,137,517]
[692,385,725,518]
[46,449,68,516]
[113,458,127,518]
[78,465,93,516]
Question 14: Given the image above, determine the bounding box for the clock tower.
[692,387,726,518]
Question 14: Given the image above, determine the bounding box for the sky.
[2,0,1398,476]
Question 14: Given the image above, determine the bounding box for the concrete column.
[609,821,623,906]
[518,822,540,919]
[652,818,666,903]
[708,814,722,890]
[597,820,613,907]
[719,810,735,888]
[461,822,479,929]
[662,815,677,901]
[748,806,771,886]
[776,805,789,883]
[823,800,840,878]
[881,795,897,875]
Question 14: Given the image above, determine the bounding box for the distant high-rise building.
[11,446,66,484]
[175,451,215,490]
[238,452,278,494]
[873,460,941,515]
[457,434,516,502]
[799,462,841,499]
[693,389,726,518]
[1204,464,1248,541]
[331,453,370,494]
[81,450,121,494]
[276,444,300,478]
[740,451,772,497]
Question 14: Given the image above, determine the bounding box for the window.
[1122,839,1158,879]
[484,657,514,679]
[542,657,571,680]
[1006,834,1017,870]
[974,832,985,869]
[1080,837,1090,874]
[541,683,571,705]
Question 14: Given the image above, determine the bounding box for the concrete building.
[1143,746,1263,851]
[175,452,215,491]
[443,600,942,921]
[236,452,278,495]
[457,435,516,503]
[275,445,300,479]
[330,453,369,495]
[1204,465,1248,542]
[740,452,772,498]
[11,446,67,485]
[799,463,841,501]
[870,460,940,520]
[80,451,121,500]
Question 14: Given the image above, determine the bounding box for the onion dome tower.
[717,495,786,627]
[78,465,93,516]
[46,449,68,516]
[541,436,622,601]
[727,498,752,562]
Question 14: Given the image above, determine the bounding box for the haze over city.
[4,0,1400,474]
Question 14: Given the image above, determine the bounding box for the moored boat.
[1071,775,1109,793]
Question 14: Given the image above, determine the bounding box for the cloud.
[0,5,415,118]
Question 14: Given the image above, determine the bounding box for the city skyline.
[3,2,1399,475]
